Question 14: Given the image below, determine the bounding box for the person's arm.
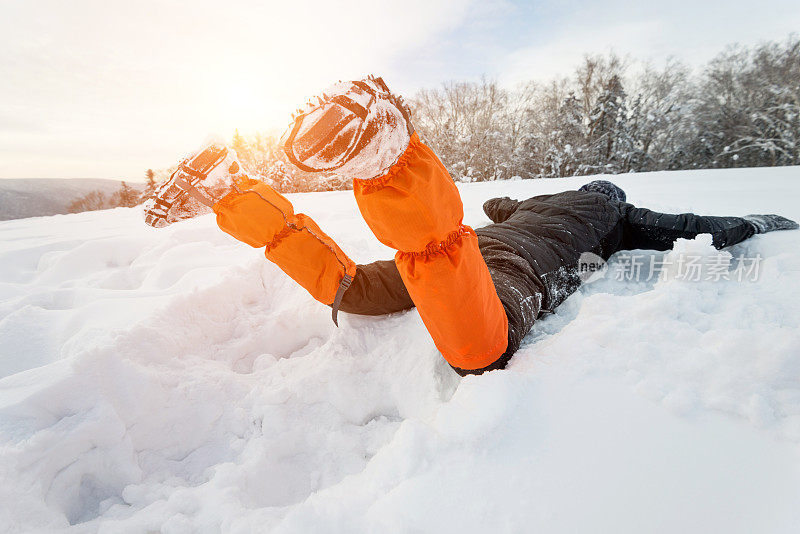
[620,203,756,250]
[482,197,521,223]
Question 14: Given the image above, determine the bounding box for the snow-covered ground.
[1,167,799,533]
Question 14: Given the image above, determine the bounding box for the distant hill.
[0,178,143,221]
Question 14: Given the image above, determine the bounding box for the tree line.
[67,179,143,213]
[413,36,799,181]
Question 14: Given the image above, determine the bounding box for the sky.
[1,0,799,180]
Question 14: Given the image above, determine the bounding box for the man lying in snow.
[143,76,798,376]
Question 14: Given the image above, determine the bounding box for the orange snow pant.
[213,177,357,311]
[212,134,509,371]
[352,133,508,370]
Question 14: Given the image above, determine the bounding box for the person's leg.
[283,77,509,373]
[338,260,414,316]
[351,133,509,371]
[213,180,357,322]
[214,181,420,321]
[143,141,415,324]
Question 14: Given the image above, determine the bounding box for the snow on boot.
[743,214,799,234]
[143,142,256,228]
[281,75,414,181]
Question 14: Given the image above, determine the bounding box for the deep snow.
[1,167,799,533]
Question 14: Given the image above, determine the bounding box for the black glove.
[743,214,799,234]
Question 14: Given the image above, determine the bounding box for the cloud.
[501,19,661,83]
[0,0,475,178]
[499,0,800,84]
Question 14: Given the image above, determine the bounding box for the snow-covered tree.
[541,92,587,177]
[412,79,515,182]
[111,181,140,207]
[627,59,694,171]
[690,37,800,169]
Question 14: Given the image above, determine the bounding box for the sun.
[218,84,267,132]
[212,79,294,139]
[222,85,259,116]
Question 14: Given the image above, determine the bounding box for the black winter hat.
[578,180,626,202]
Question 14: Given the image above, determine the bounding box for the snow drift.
[1,167,799,533]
